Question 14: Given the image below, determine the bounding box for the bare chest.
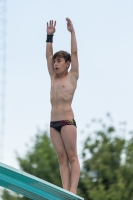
[51,73,77,95]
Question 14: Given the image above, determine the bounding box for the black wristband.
[46,35,53,43]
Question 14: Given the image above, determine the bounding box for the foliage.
[1,115,133,200]
[1,130,61,200]
[17,130,61,187]
[78,117,133,200]
[1,189,20,200]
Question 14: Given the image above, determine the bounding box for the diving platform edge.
[0,162,84,200]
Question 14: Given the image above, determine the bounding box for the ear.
[66,61,71,68]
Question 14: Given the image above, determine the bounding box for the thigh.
[50,128,67,156]
[61,125,78,157]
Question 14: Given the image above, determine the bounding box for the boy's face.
[53,57,70,74]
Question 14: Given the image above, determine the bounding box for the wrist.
[46,34,54,43]
[70,29,75,34]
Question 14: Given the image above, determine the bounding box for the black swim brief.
[50,119,77,133]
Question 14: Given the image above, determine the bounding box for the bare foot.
[70,189,76,194]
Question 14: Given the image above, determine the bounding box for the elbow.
[46,52,49,58]
[71,50,78,55]
[46,54,52,59]
[71,52,78,57]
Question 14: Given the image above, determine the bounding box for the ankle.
[70,189,76,194]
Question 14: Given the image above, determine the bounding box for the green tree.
[17,130,61,187]
[1,130,61,200]
[1,115,133,200]
[1,189,20,200]
[78,116,133,200]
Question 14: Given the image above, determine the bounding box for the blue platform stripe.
[0,162,84,200]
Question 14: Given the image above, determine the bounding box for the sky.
[0,0,133,171]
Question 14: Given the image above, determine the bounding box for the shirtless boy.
[46,18,80,194]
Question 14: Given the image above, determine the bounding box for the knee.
[68,154,78,164]
[57,152,68,164]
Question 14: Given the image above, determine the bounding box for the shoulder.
[50,72,56,80]
[69,70,79,80]
[67,71,79,87]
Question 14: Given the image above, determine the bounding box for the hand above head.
[66,18,74,32]
[47,20,56,35]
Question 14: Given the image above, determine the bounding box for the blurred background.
[0,0,133,199]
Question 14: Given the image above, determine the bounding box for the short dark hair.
[52,51,71,63]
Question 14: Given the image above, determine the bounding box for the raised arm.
[66,18,79,79]
[46,20,56,77]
